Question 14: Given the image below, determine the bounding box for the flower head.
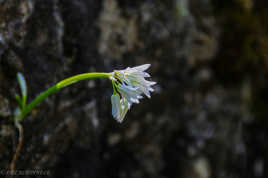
[110,64,156,122]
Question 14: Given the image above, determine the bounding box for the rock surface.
[0,0,267,178]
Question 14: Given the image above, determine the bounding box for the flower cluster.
[109,64,156,123]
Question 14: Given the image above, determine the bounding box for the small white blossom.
[110,64,156,122]
[111,94,120,120]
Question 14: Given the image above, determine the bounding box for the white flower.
[110,64,156,122]
[111,94,130,123]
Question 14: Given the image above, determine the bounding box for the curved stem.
[56,73,110,89]
[18,72,111,120]
[7,121,23,178]
[18,85,58,120]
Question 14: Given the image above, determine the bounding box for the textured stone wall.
[0,0,267,178]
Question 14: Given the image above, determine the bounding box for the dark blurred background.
[0,0,268,178]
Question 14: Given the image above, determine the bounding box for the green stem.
[56,73,110,89]
[18,72,111,120]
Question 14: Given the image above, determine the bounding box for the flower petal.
[111,94,121,121]
[132,64,151,72]
[110,64,156,122]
